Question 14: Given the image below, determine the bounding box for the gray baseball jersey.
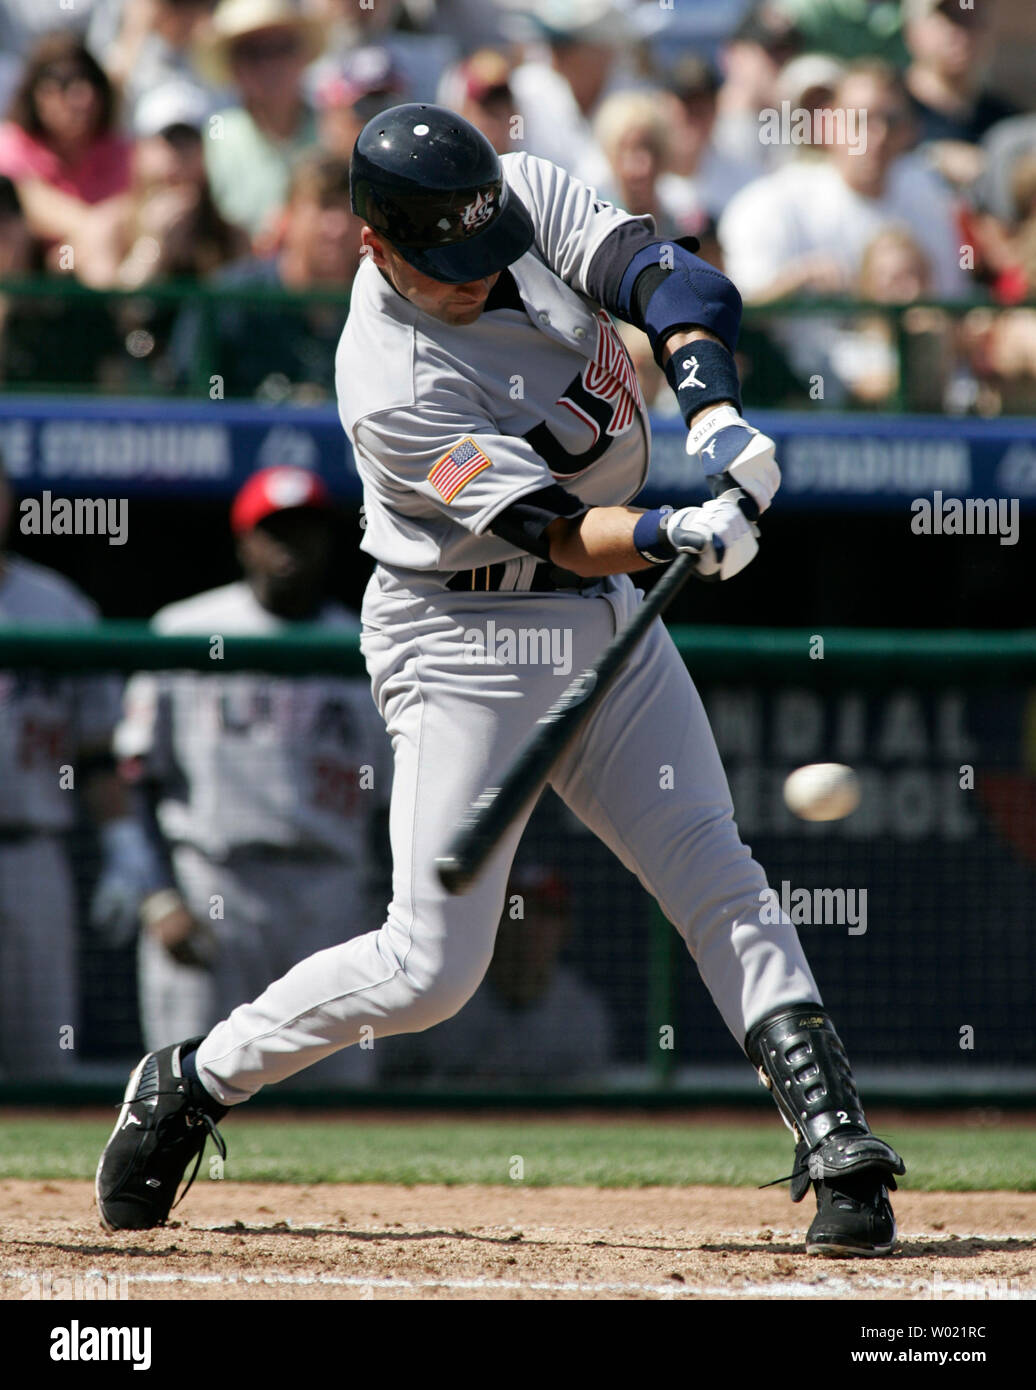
[115,582,391,861]
[337,151,653,575]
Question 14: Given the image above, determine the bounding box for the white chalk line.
[200,1221,1036,1244]
[2,1267,1032,1301]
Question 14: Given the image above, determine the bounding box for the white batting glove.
[686,405,781,516]
[663,489,760,581]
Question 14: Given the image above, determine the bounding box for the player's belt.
[445,561,590,594]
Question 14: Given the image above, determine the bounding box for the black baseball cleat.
[745,1005,905,1259]
[95,1038,227,1232]
[806,1170,898,1257]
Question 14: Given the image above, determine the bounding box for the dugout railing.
[0,624,1033,1108]
[1,273,1032,412]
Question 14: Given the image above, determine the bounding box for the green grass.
[1,1116,1033,1191]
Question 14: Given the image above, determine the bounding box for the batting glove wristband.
[635,491,760,580]
[687,405,781,516]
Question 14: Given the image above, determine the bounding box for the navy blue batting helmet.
[350,103,535,284]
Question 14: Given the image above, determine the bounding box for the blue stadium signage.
[0,398,1032,511]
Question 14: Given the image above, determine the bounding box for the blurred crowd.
[0,0,1033,411]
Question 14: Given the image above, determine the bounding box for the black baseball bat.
[435,548,699,894]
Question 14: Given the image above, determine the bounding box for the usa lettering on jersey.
[559,311,642,443]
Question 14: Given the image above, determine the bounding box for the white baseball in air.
[782,763,861,822]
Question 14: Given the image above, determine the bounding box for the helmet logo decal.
[460,188,496,232]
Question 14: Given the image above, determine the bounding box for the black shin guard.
[746,1004,905,1201]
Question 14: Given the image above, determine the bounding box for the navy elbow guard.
[617,241,743,360]
[615,240,743,422]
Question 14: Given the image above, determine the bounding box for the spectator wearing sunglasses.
[196,0,327,241]
[0,32,131,256]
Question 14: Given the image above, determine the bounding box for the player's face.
[362,228,500,325]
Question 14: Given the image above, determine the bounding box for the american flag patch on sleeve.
[428,438,493,502]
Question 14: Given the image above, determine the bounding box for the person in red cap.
[111,465,392,1084]
[229,463,336,615]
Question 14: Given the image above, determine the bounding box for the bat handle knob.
[709,471,760,524]
[435,854,469,896]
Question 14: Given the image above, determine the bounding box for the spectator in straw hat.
[197,0,326,240]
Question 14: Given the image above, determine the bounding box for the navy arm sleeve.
[487,484,590,560]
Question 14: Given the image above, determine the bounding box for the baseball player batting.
[97,104,904,1256]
